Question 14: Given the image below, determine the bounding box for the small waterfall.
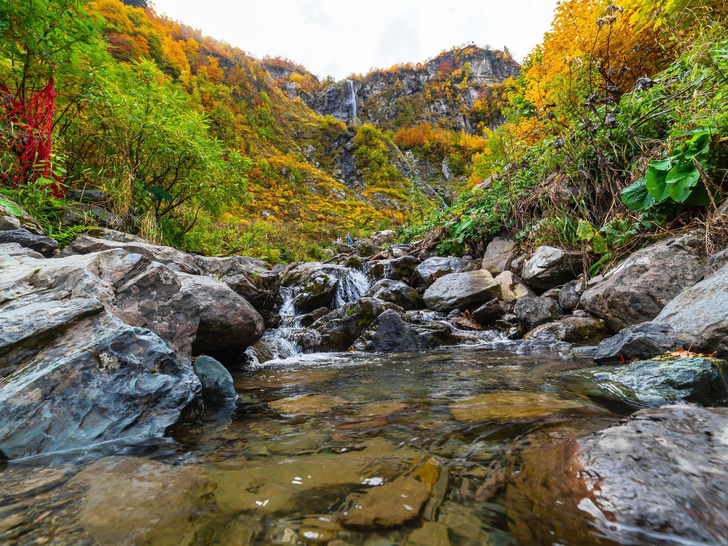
[334,268,370,309]
[347,79,357,122]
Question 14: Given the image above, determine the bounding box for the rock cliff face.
[271,46,521,134]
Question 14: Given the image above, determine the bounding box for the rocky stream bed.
[1,200,728,545]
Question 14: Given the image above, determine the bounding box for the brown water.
[0,346,629,545]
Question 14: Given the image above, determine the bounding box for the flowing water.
[0,341,645,546]
[347,80,357,122]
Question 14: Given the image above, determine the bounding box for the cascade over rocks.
[653,262,728,356]
[423,270,501,312]
[282,262,369,313]
[368,256,419,282]
[520,246,582,290]
[580,232,705,331]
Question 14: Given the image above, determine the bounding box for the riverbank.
[1,197,728,543]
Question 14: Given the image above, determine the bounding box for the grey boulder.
[654,262,728,356]
[581,232,705,331]
[423,270,501,312]
[413,257,471,289]
[351,310,456,353]
[561,357,728,412]
[481,237,515,275]
[520,246,582,290]
[524,315,607,344]
[0,312,201,459]
[365,279,424,310]
[575,405,728,544]
[594,322,678,364]
[514,296,558,333]
[0,228,57,257]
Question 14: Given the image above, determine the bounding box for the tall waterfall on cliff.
[347,79,357,121]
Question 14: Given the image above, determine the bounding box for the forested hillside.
[0,0,516,261]
[408,0,728,274]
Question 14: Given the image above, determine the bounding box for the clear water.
[0,345,636,545]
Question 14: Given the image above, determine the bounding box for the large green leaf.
[684,132,711,159]
[0,196,24,217]
[684,182,712,207]
[645,167,670,203]
[650,158,674,172]
[621,179,655,211]
[666,163,700,203]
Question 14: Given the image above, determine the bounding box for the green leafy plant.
[622,131,714,211]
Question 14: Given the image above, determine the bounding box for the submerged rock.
[0,312,201,459]
[193,356,237,407]
[576,405,728,544]
[269,394,348,416]
[423,270,501,312]
[593,322,678,364]
[561,357,728,412]
[520,246,582,290]
[69,457,215,545]
[449,391,584,423]
[654,262,728,356]
[581,232,705,331]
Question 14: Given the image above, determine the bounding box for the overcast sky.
[151,0,560,80]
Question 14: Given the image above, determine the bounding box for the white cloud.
[150,0,560,80]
